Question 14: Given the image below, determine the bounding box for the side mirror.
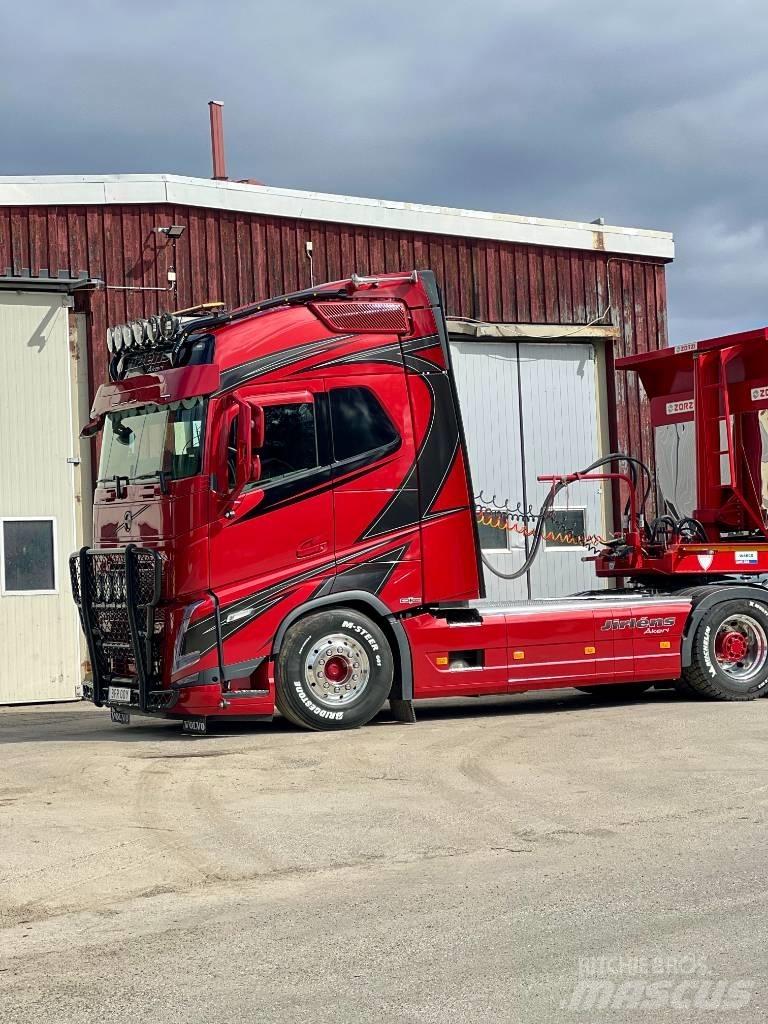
[250,403,265,451]
[80,415,104,439]
[214,398,263,498]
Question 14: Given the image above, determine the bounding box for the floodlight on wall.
[154,225,186,293]
[155,225,186,239]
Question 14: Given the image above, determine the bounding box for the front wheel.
[275,607,394,730]
[681,599,768,701]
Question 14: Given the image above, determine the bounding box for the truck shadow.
[386,686,682,725]
[0,687,688,743]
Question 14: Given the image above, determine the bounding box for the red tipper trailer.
[71,272,768,733]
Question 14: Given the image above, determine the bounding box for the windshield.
[98,398,206,484]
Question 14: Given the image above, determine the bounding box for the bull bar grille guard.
[70,545,162,712]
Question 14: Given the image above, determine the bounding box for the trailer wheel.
[576,683,651,700]
[682,599,768,700]
[275,607,393,730]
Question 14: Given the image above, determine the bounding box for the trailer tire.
[576,683,651,700]
[275,607,393,730]
[681,599,768,701]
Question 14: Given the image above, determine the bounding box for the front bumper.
[71,544,164,712]
[82,679,178,712]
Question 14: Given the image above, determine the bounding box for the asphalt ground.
[1,688,766,1022]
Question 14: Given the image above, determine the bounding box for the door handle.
[296,537,329,558]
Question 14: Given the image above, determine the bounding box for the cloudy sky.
[1,0,766,342]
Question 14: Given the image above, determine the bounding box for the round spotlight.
[159,313,178,343]
[112,325,124,353]
[121,324,133,351]
[146,315,160,346]
[131,320,146,349]
[106,327,115,354]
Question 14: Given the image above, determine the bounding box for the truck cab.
[72,271,484,729]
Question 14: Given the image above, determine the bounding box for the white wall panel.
[0,293,82,702]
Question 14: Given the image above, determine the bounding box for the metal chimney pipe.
[209,100,227,180]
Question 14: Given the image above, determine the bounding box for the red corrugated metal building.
[0,175,673,467]
[0,173,675,698]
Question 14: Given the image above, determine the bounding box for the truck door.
[328,373,422,608]
[207,381,334,661]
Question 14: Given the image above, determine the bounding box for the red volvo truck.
[71,271,768,733]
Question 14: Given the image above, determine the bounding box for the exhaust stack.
[209,100,227,181]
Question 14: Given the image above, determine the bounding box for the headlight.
[159,313,178,343]
[106,327,115,354]
[172,600,206,675]
[131,320,147,349]
[121,324,133,351]
[146,316,160,346]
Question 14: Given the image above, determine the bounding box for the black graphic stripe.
[359,346,460,540]
[234,457,391,526]
[184,538,406,658]
[316,543,409,597]
[305,339,404,373]
[216,334,353,393]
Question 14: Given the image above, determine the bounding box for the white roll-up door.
[450,337,608,601]
[0,292,86,703]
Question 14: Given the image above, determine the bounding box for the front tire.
[275,607,394,730]
[681,599,768,701]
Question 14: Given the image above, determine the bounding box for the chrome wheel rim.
[304,633,370,708]
[713,614,768,684]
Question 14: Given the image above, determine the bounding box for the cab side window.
[260,402,319,483]
[330,387,399,463]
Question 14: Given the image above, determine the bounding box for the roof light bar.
[105,313,184,357]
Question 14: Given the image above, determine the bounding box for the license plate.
[182,717,207,735]
[110,707,131,726]
[109,686,132,704]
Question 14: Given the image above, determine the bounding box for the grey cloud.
[1,0,767,343]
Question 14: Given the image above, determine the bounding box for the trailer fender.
[272,590,414,700]
[680,584,768,667]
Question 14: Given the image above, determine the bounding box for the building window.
[477,521,511,551]
[1,518,57,595]
[260,402,319,482]
[330,386,399,463]
[543,508,587,549]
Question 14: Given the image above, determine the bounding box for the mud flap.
[389,698,417,723]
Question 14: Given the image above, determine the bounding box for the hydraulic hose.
[480,453,653,581]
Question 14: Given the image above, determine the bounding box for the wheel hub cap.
[713,614,768,684]
[323,655,350,684]
[716,630,749,663]
[304,633,371,708]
